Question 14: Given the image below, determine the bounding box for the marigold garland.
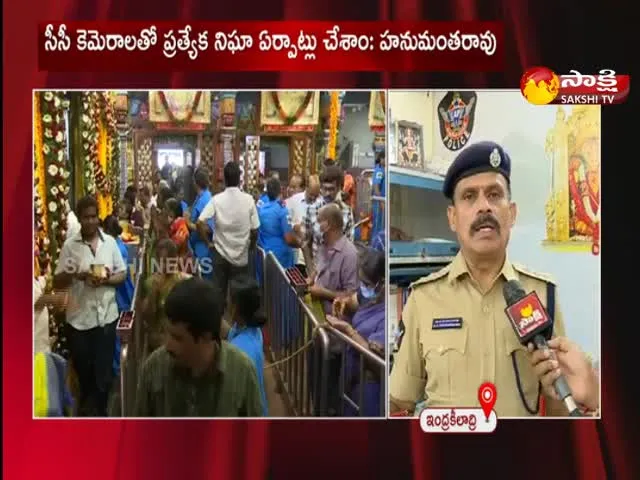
[40,91,71,268]
[101,92,121,203]
[97,123,112,219]
[33,108,51,279]
[271,92,313,125]
[158,91,203,125]
[327,92,340,160]
[34,93,49,236]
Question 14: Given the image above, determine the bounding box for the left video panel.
[33,89,387,418]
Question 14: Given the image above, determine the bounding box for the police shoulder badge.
[489,148,501,168]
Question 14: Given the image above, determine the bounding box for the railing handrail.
[326,326,386,370]
[264,251,330,340]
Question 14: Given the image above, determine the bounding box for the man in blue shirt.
[257,177,300,269]
[185,168,213,279]
[371,152,385,242]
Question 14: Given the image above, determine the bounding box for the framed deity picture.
[395,121,424,170]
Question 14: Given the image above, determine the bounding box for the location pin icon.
[478,382,497,421]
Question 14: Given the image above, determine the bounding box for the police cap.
[442,141,512,199]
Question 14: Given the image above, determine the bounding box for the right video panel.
[387,90,601,419]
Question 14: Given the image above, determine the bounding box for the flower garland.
[96,124,112,219]
[92,94,110,196]
[101,92,120,204]
[158,91,202,125]
[40,91,71,267]
[33,96,51,278]
[327,91,339,160]
[271,92,313,125]
[34,93,49,236]
[81,91,98,195]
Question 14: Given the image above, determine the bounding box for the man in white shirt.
[198,161,260,314]
[54,195,127,416]
[287,174,320,277]
[66,209,81,240]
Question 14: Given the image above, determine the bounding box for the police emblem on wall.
[437,91,478,151]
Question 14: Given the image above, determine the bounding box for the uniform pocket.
[422,329,468,405]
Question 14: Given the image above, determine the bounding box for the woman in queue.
[228,276,269,416]
[140,238,191,356]
[327,248,386,417]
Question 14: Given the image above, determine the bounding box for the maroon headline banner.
[38,21,503,72]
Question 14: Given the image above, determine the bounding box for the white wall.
[389,90,601,360]
[340,106,376,169]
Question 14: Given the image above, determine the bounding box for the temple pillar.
[217,92,237,189]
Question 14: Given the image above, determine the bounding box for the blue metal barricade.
[252,247,265,290]
[263,252,331,416]
[370,196,385,243]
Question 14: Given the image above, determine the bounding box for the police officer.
[389,141,568,417]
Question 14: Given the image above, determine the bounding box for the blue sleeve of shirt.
[373,167,384,187]
[279,206,292,235]
[191,192,210,223]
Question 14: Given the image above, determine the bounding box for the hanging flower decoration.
[91,93,110,196]
[327,91,340,160]
[34,93,48,237]
[81,91,98,195]
[158,91,203,126]
[40,91,71,267]
[271,92,313,125]
[101,92,121,203]
[33,94,51,277]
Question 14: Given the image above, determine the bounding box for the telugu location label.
[520,67,630,106]
[419,383,498,434]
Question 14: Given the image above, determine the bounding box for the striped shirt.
[304,197,354,261]
[134,343,264,417]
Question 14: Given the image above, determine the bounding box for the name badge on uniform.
[432,318,463,330]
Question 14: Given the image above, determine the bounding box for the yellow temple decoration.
[327,91,339,160]
[96,122,113,219]
[34,94,48,234]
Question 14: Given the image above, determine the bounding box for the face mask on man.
[359,283,377,299]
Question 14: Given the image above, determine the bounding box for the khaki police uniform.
[389,252,566,417]
[389,141,567,417]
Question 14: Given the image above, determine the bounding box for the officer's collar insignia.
[489,148,501,168]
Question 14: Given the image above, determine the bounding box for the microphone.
[502,280,583,417]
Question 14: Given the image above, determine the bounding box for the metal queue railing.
[330,328,386,417]
[253,247,386,418]
[118,241,387,418]
[258,250,331,416]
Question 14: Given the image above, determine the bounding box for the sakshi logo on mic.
[505,292,549,339]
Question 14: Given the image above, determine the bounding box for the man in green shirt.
[134,277,264,417]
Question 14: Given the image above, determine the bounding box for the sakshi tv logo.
[419,383,498,434]
[517,303,544,332]
[520,67,630,105]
